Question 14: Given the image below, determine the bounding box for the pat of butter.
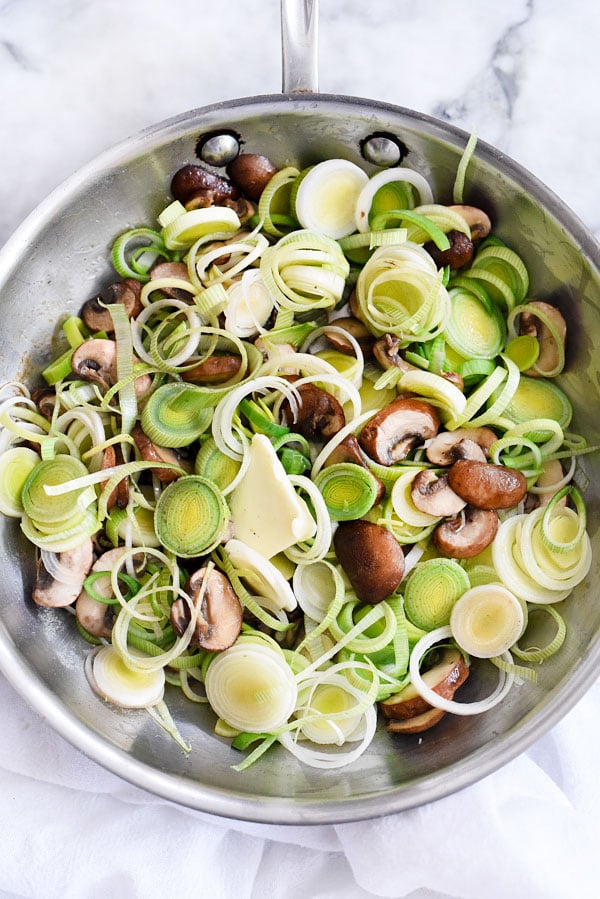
[229,434,316,559]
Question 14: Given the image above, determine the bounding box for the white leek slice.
[293,560,344,622]
[409,626,514,715]
[205,641,297,732]
[0,446,40,516]
[295,159,368,239]
[229,434,316,559]
[224,270,274,338]
[355,168,434,232]
[161,207,240,250]
[224,537,298,611]
[450,584,525,658]
[90,645,165,708]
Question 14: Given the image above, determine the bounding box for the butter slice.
[229,434,316,559]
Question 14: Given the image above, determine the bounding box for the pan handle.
[281,0,319,93]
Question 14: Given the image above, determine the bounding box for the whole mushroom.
[448,459,527,510]
[333,519,405,604]
[410,470,467,517]
[280,383,346,440]
[426,427,497,466]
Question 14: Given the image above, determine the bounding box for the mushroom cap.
[426,427,497,466]
[448,459,527,510]
[433,506,499,559]
[170,163,239,205]
[33,538,94,608]
[170,567,242,651]
[323,317,374,357]
[373,334,415,372]
[333,519,405,604]
[80,280,141,333]
[424,229,474,270]
[280,383,346,440]
[181,355,242,384]
[226,154,278,201]
[359,397,440,466]
[410,469,467,517]
[520,300,567,377]
[447,205,492,241]
[385,706,446,734]
[71,339,151,397]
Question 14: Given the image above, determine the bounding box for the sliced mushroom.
[75,547,134,638]
[149,261,194,300]
[170,164,239,205]
[280,383,346,440]
[71,339,151,397]
[424,229,474,270]
[181,354,242,384]
[32,387,57,421]
[530,459,568,509]
[426,427,498,466]
[359,398,440,466]
[101,444,129,510]
[33,538,94,608]
[132,423,191,483]
[410,470,467,517]
[333,519,405,604]
[170,567,242,651]
[373,334,416,372]
[385,706,447,734]
[222,196,256,224]
[448,459,527,510]
[448,205,492,241]
[226,153,278,201]
[323,435,386,504]
[519,300,567,376]
[323,317,375,357]
[380,647,469,721]
[80,279,142,333]
[433,506,499,558]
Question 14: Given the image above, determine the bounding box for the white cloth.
[0,672,598,899]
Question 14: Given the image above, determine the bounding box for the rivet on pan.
[360,133,407,168]
[196,131,241,167]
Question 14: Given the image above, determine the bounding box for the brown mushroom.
[132,423,191,483]
[101,444,129,510]
[426,427,498,466]
[280,383,346,440]
[75,547,135,638]
[448,459,527,510]
[323,434,386,504]
[181,355,242,384]
[519,300,567,376]
[71,339,151,397]
[222,196,256,224]
[424,229,474,270]
[170,164,239,206]
[373,334,416,372]
[32,387,57,421]
[323,317,375,357]
[386,706,447,733]
[532,459,568,508]
[170,567,242,651]
[359,398,440,466]
[380,647,469,721]
[333,519,405,604]
[410,470,467,517]
[226,153,278,201]
[448,205,492,241]
[433,506,499,558]
[33,538,94,608]
[149,261,194,300]
[80,279,142,333]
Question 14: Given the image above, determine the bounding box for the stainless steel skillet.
[0,0,599,824]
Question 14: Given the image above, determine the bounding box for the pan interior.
[1,94,599,824]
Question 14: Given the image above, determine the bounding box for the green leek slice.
[493,376,572,429]
[154,475,230,557]
[314,462,379,521]
[445,286,506,359]
[404,558,470,630]
[141,383,213,447]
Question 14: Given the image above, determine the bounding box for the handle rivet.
[196,131,241,167]
[361,133,406,168]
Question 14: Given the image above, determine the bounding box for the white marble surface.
[1,1,599,897]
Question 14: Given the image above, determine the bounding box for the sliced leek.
[450,584,525,658]
[294,159,368,239]
[154,475,230,557]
